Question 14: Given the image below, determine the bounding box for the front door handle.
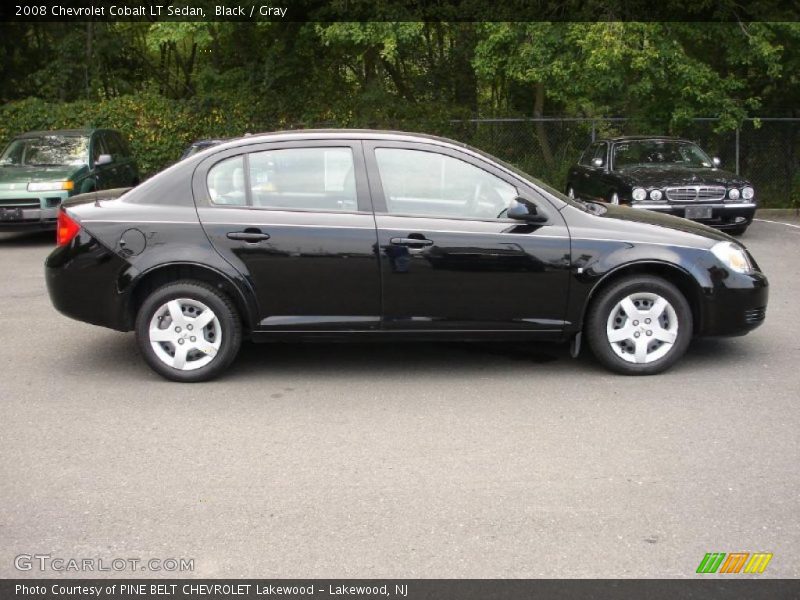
[227,230,271,242]
[390,237,433,248]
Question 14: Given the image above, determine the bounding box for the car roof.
[185,128,570,206]
[207,128,474,153]
[16,128,103,138]
[600,135,694,143]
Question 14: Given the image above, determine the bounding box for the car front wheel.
[586,275,693,375]
[135,280,242,382]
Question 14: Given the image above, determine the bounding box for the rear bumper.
[698,270,768,336]
[45,230,133,331]
[632,202,756,230]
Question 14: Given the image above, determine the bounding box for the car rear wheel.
[586,275,692,375]
[135,280,241,382]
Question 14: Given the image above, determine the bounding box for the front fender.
[564,239,715,332]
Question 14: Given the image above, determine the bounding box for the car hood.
[618,165,749,188]
[0,165,83,187]
[575,201,736,247]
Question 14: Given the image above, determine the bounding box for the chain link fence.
[434,118,800,209]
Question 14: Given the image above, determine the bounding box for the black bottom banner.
[2,579,799,600]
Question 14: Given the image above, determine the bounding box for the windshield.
[474,147,605,213]
[612,140,713,169]
[0,135,90,167]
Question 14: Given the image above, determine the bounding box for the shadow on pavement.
[72,331,752,383]
[0,230,55,246]
[231,340,572,379]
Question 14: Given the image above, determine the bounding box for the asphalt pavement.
[0,217,798,578]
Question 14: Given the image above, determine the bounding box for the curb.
[757,208,800,218]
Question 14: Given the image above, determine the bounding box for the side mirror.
[712,157,721,167]
[95,154,113,166]
[507,197,548,223]
[592,157,604,168]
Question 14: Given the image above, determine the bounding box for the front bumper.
[698,269,768,336]
[631,202,756,230]
[0,191,67,231]
[0,207,58,231]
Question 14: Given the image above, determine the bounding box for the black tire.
[135,280,242,382]
[585,275,693,375]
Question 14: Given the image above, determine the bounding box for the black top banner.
[1,0,800,22]
[2,579,800,600]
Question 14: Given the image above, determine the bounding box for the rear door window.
[248,147,357,212]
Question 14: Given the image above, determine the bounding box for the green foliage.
[1,21,799,204]
[0,91,262,176]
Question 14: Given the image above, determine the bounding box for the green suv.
[0,128,139,231]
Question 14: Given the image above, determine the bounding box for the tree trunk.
[452,23,478,115]
[533,81,555,170]
[85,22,93,99]
[363,46,379,88]
[381,57,415,102]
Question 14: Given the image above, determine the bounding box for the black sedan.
[179,138,227,160]
[566,136,756,235]
[45,130,768,382]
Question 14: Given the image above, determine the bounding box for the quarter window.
[207,156,246,206]
[374,148,517,220]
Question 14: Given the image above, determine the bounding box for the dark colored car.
[566,136,756,235]
[180,139,227,160]
[45,130,768,382]
[0,129,139,231]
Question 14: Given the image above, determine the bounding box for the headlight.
[711,241,752,274]
[742,186,755,200]
[632,187,647,202]
[649,189,663,202]
[27,181,74,192]
[728,188,740,201]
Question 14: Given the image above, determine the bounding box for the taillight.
[56,209,81,246]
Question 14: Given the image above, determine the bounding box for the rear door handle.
[227,230,271,242]
[390,237,433,247]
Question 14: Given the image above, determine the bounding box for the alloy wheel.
[148,298,222,370]
[606,292,678,364]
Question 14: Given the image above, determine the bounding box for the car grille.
[744,307,766,325]
[665,186,726,202]
[0,198,40,208]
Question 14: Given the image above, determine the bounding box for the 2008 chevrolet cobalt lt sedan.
[45,130,768,382]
